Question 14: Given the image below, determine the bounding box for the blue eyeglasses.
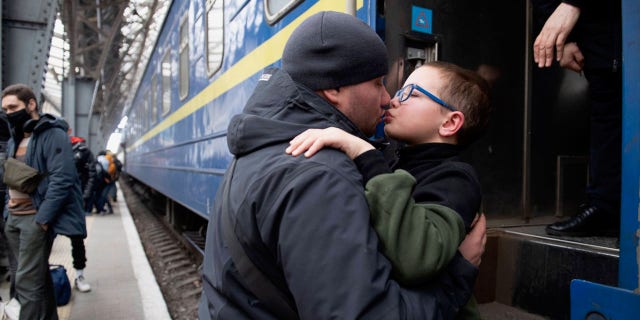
[394,84,456,112]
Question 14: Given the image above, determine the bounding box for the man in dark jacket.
[2,83,86,319]
[199,11,485,319]
[531,0,622,236]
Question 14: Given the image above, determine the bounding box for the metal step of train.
[476,220,619,320]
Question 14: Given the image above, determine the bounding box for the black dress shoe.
[545,204,619,237]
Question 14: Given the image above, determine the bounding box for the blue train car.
[121,0,639,318]
[124,0,377,219]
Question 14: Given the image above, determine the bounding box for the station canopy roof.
[44,0,170,139]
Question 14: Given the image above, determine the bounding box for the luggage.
[50,264,71,306]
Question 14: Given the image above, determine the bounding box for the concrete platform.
[1,184,171,320]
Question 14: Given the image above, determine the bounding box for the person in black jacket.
[65,123,94,292]
[531,0,622,236]
[69,134,97,215]
[198,11,486,320]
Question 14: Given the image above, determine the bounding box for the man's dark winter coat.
[198,69,477,319]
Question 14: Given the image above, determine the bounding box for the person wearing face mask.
[1,84,86,320]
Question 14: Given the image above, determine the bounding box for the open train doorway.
[380,1,616,318]
[381,0,594,224]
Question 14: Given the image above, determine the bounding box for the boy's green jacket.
[365,169,466,284]
[366,169,481,319]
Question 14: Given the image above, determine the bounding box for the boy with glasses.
[287,61,491,319]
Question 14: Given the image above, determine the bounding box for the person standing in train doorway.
[531,0,623,237]
[199,11,486,319]
[2,84,86,319]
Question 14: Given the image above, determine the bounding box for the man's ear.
[27,98,37,114]
[317,88,341,105]
[440,111,464,137]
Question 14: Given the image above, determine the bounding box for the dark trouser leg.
[0,217,18,298]
[83,193,94,213]
[108,182,117,201]
[1,214,18,298]
[95,186,106,212]
[8,240,17,299]
[70,236,87,270]
[546,69,622,236]
[5,214,58,320]
[0,194,7,263]
[584,69,622,219]
[102,184,114,213]
[0,212,9,268]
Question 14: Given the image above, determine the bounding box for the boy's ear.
[439,111,464,138]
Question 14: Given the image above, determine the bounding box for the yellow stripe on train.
[128,0,365,151]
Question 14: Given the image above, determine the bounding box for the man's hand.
[558,42,584,73]
[459,214,486,267]
[533,3,581,68]
[286,127,374,159]
[40,223,49,231]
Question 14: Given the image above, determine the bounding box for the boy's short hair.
[2,84,39,111]
[426,61,491,146]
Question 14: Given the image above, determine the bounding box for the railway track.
[120,176,202,320]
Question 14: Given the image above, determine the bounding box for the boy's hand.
[459,214,486,267]
[286,127,374,159]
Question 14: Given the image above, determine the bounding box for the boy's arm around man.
[215,136,478,319]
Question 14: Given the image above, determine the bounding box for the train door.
[379,1,617,319]
[381,0,596,227]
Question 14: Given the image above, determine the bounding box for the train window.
[162,51,171,115]
[151,75,157,124]
[179,16,189,100]
[206,0,223,76]
[265,0,302,24]
[143,91,149,131]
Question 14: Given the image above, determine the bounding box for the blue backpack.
[50,264,72,306]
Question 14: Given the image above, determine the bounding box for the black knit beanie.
[282,11,388,91]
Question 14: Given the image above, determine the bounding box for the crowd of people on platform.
[0,85,121,319]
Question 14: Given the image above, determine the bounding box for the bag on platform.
[49,264,71,306]
[2,158,46,194]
